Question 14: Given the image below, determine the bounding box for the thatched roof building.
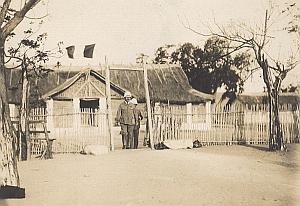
[6,64,214,105]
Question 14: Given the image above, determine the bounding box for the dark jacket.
[133,108,143,129]
[115,101,135,125]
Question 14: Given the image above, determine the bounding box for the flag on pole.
[65,46,75,59]
[65,44,96,59]
[83,44,95,58]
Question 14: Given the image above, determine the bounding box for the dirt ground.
[1,144,300,206]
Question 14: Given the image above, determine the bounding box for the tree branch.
[4,43,22,64]
[4,52,23,64]
[211,43,251,62]
[261,10,269,48]
[240,66,261,82]
[2,0,42,38]
[0,5,48,20]
[25,13,48,20]
[0,0,12,27]
[5,62,22,69]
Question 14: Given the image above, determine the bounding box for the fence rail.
[152,103,300,146]
[28,108,109,155]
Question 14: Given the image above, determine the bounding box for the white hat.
[124,91,132,98]
[130,98,138,105]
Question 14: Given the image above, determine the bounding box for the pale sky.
[6,0,300,92]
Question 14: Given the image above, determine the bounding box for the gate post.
[143,62,154,149]
[105,57,114,151]
[46,99,54,134]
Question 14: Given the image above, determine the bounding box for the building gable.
[44,69,124,100]
[54,75,105,99]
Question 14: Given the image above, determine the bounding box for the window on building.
[80,99,99,127]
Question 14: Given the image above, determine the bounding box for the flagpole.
[142,56,154,150]
[105,56,114,151]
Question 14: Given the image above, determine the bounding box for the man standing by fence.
[130,98,143,149]
[115,91,135,149]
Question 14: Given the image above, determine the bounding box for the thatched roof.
[6,64,214,104]
[237,93,300,105]
[98,64,214,103]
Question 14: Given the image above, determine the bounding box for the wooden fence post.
[73,98,80,128]
[186,103,192,129]
[143,62,154,149]
[105,57,114,151]
[46,99,54,132]
[205,101,211,130]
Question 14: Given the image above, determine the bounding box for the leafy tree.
[184,1,300,150]
[153,37,251,101]
[6,30,55,160]
[153,44,175,64]
[0,0,43,188]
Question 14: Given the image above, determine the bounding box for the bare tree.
[0,0,42,188]
[184,2,300,151]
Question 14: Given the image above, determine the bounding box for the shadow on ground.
[241,143,300,169]
[240,144,270,152]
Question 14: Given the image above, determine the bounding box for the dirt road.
[2,145,300,206]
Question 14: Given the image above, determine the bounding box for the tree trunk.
[0,40,20,186]
[268,89,284,150]
[20,67,30,160]
[260,56,285,151]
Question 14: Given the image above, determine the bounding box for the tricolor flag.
[83,44,95,58]
[65,44,96,59]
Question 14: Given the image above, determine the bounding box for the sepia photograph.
[0,0,299,205]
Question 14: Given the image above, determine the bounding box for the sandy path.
[1,145,300,206]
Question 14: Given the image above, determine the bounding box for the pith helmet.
[130,98,138,105]
[124,91,132,98]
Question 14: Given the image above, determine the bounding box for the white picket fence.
[28,103,300,154]
[29,108,109,154]
[152,103,300,146]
